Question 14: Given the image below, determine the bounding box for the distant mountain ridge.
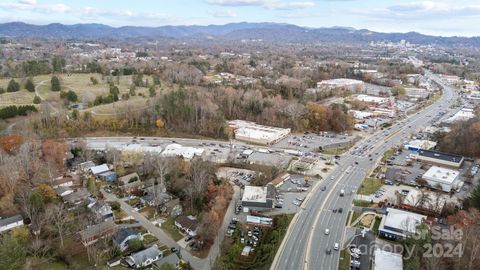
[1,21,479,47]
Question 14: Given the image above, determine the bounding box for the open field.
[357,178,383,195]
[2,73,158,105]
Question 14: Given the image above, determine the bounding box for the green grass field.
[161,217,185,242]
[357,178,383,195]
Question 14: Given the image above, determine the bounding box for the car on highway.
[325,229,330,235]
[334,243,339,250]
[338,207,343,213]
[321,186,326,191]
[326,248,332,255]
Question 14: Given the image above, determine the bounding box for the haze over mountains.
[1,21,480,47]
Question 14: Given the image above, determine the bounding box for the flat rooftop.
[318,78,364,86]
[374,249,403,270]
[416,149,464,164]
[381,208,426,234]
[242,186,267,203]
[423,166,459,184]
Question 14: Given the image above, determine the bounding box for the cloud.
[352,1,480,20]
[206,0,315,10]
[206,0,266,6]
[0,1,71,14]
[208,9,237,17]
[266,2,315,10]
[18,0,36,5]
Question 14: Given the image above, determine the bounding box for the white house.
[125,245,162,269]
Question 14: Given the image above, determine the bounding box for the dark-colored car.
[326,248,332,255]
[170,247,178,253]
[338,208,343,213]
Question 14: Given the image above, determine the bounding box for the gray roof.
[63,188,91,204]
[126,245,161,266]
[0,215,23,227]
[417,149,464,163]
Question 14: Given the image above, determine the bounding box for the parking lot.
[273,132,356,152]
[382,149,478,198]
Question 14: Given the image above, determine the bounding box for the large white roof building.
[379,208,426,239]
[228,120,290,145]
[356,94,390,104]
[373,249,403,270]
[422,166,462,192]
[161,144,204,159]
[317,78,364,89]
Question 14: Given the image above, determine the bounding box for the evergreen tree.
[25,78,35,92]
[51,76,61,92]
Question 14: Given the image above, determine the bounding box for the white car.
[325,229,330,235]
[334,243,339,250]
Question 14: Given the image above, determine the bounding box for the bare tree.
[46,203,69,248]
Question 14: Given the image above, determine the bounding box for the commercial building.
[122,143,163,153]
[350,110,373,120]
[404,140,437,151]
[405,87,430,100]
[411,149,464,168]
[228,120,290,145]
[378,208,426,239]
[269,172,291,188]
[443,108,476,124]
[373,249,403,270]
[161,144,204,159]
[246,215,273,227]
[316,78,365,92]
[356,94,390,105]
[422,166,462,192]
[241,185,276,209]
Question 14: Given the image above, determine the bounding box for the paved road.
[102,182,241,270]
[272,72,458,270]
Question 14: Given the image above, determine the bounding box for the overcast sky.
[0,0,479,37]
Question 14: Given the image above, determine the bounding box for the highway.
[272,73,458,270]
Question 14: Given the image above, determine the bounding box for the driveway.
[102,190,204,269]
[102,182,241,270]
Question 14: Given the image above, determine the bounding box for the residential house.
[89,164,110,175]
[112,228,143,251]
[175,216,199,236]
[125,245,162,269]
[163,198,183,217]
[118,172,144,193]
[0,215,24,233]
[55,186,74,197]
[98,171,117,182]
[51,175,77,189]
[140,187,182,217]
[88,201,114,222]
[62,188,91,205]
[78,161,95,173]
[78,220,116,246]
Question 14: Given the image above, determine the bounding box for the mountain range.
[1,21,479,47]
